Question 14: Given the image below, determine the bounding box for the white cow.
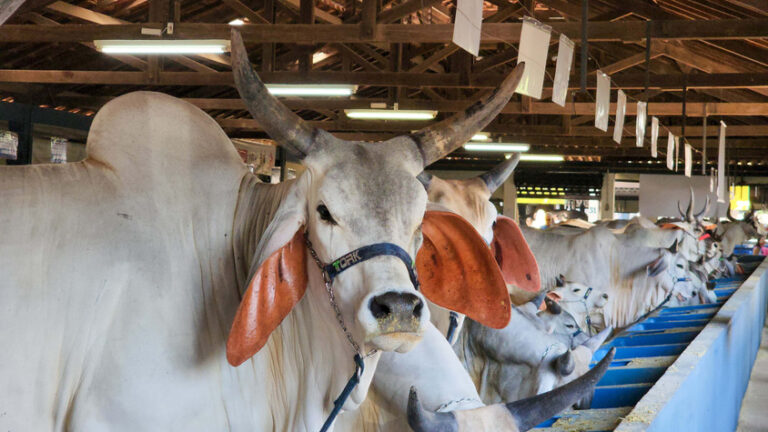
[550,278,609,335]
[336,158,614,431]
[0,30,534,431]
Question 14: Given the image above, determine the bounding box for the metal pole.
[702,112,707,175]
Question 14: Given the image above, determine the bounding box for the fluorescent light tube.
[94,40,230,54]
[471,133,490,141]
[508,154,564,162]
[229,18,245,25]
[464,143,530,152]
[344,109,437,120]
[266,84,356,97]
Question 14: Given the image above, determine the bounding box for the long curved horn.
[695,195,711,219]
[582,326,612,353]
[416,172,433,190]
[479,153,520,193]
[390,63,526,167]
[408,348,616,432]
[686,186,695,222]
[231,29,333,159]
[554,350,575,376]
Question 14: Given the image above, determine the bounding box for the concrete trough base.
[533,256,767,432]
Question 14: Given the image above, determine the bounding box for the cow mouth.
[367,331,424,353]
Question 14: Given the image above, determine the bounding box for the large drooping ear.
[416,210,511,329]
[491,215,541,293]
[227,176,310,366]
[227,229,307,366]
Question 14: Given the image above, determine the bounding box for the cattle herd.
[0,29,765,431]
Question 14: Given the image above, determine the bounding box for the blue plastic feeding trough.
[532,255,768,432]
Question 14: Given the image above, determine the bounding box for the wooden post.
[298,0,314,72]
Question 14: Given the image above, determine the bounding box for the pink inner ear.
[492,215,541,293]
[227,228,307,366]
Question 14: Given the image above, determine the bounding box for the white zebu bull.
[0,30,558,431]
[716,210,766,257]
[336,157,614,431]
[550,278,609,335]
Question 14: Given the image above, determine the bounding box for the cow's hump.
[86,91,244,180]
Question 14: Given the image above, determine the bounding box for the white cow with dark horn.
[0,29,537,431]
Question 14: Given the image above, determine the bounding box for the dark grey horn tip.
[407,387,459,432]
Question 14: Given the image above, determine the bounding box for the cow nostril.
[369,297,391,319]
[602,294,609,299]
[413,299,424,318]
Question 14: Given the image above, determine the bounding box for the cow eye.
[566,324,575,329]
[316,204,336,225]
[573,288,581,293]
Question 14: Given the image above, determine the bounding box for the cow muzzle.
[360,290,427,352]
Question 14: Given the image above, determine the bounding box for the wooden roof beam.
[5,19,768,43]
[4,69,768,90]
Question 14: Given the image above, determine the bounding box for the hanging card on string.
[684,143,692,177]
[636,102,647,148]
[0,131,18,160]
[651,117,659,158]
[595,71,610,131]
[674,136,680,172]
[51,137,67,164]
[717,121,727,203]
[517,17,552,99]
[666,132,674,170]
[552,34,574,107]
[613,90,626,144]
[452,0,483,56]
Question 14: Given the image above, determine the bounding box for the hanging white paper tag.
[613,90,626,144]
[636,102,647,148]
[666,132,674,170]
[51,137,68,163]
[517,17,552,99]
[452,0,483,56]
[684,143,692,177]
[651,117,659,158]
[552,33,574,107]
[595,71,610,132]
[0,131,19,160]
[717,121,727,203]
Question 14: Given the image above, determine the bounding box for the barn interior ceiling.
[1,0,768,175]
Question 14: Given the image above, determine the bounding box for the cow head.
[419,155,540,294]
[226,30,525,366]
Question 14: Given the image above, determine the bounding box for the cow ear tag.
[492,215,541,293]
[416,211,511,329]
[227,228,307,366]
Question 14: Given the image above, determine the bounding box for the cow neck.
[272,262,381,430]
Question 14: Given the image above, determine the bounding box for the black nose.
[370,292,423,320]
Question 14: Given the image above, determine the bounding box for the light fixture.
[266,84,357,97]
[344,109,437,120]
[94,39,230,54]
[471,133,490,141]
[229,18,246,25]
[464,143,530,152]
[508,154,564,162]
[518,197,567,205]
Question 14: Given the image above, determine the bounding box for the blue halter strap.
[323,242,420,289]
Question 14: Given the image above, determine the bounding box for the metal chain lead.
[304,232,377,359]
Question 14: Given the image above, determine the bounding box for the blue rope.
[319,354,365,432]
